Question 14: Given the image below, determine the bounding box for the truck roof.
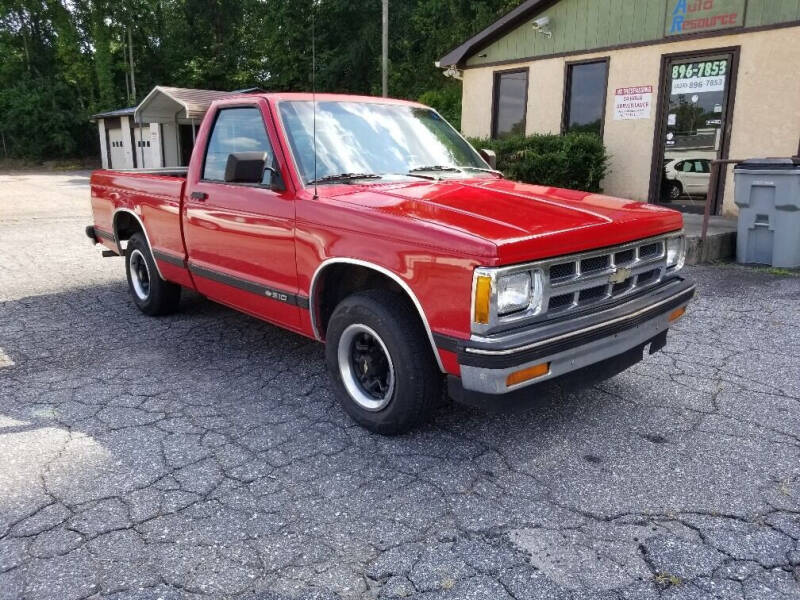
[225,92,427,108]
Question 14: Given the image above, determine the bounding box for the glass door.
[655,52,735,213]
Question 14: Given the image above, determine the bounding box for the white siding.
[161,122,180,167]
[97,120,109,169]
[119,116,134,169]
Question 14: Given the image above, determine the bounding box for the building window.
[563,59,609,137]
[492,69,528,138]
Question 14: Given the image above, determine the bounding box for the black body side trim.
[457,286,694,369]
[90,226,115,242]
[188,263,309,309]
[433,334,460,354]
[152,250,186,268]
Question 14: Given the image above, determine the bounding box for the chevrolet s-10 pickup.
[87,93,693,434]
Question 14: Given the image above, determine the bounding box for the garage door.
[108,127,127,169]
[133,126,152,168]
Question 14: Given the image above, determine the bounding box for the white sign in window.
[613,86,653,120]
[671,75,725,95]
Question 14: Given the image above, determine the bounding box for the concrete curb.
[685,230,736,264]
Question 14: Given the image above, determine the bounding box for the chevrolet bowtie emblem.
[609,267,632,284]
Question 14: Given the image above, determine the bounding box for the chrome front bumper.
[453,277,695,395]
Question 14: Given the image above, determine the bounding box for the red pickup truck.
[87,93,693,434]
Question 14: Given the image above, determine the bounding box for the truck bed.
[89,169,188,276]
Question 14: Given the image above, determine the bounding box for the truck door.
[183,102,301,330]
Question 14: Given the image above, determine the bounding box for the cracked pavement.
[1,171,799,599]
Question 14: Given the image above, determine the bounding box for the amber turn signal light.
[474,275,492,324]
[668,306,686,322]
[506,362,550,387]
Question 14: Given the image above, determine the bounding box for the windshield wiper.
[408,165,463,173]
[399,172,438,181]
[458,165,503,175]
[307,172,382,185]
[407,165,503,178]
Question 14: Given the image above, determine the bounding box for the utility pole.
[123,41,130,104]
[381,0,388,97]
[128,26,137,102]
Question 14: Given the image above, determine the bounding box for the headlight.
[473,268,544,330]
[497,272,531,315]
[666,235,686,270]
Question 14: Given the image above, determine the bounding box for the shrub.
[468,132,610,193]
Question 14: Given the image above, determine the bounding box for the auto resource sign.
[665,0,746,36]
[613,86,653,120]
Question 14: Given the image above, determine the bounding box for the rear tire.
[125,232,181,316]
[325,290,442,435]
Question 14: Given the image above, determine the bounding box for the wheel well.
[113,212,144,245]
[315,264,411,340]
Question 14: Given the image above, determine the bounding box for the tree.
[0,0,518,160]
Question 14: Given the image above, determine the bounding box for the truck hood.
[324,178,683,264]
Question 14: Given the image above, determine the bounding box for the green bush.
[468,132,610,193]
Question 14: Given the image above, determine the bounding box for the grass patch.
[654,572,682,587]
[0,157,100,172]
[764,267,800,277]
[705,262,800,277]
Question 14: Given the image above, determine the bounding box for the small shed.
[91,86,251,170]
[90,106,138,170]
[133,86,234,168]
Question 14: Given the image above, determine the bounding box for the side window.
[681,161,695,173]
[492,70,528,138]
[203,107,274,182]
[563,60,608,137]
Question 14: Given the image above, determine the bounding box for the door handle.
[190,191,208,202]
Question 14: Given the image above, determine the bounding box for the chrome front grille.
[470,231,683,337]
[544,238,667,315]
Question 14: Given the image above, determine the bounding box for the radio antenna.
[312,2,318,200]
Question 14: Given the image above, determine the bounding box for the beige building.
[439,0,800,216]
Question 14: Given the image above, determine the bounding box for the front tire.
[125,232,181,316]
[666,181,682,201]
[325,290,442,435]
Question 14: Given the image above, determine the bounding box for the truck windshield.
[278,101,491,184]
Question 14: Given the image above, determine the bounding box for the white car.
[663,158,711,200]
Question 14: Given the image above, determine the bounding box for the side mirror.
[479,148,497,170]
[224,151,285,191]
[225,151,267,183]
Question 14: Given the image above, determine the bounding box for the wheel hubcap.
[129,249,151,300]
[337,324,395,411]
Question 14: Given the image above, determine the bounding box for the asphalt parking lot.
[1,171,798,600]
